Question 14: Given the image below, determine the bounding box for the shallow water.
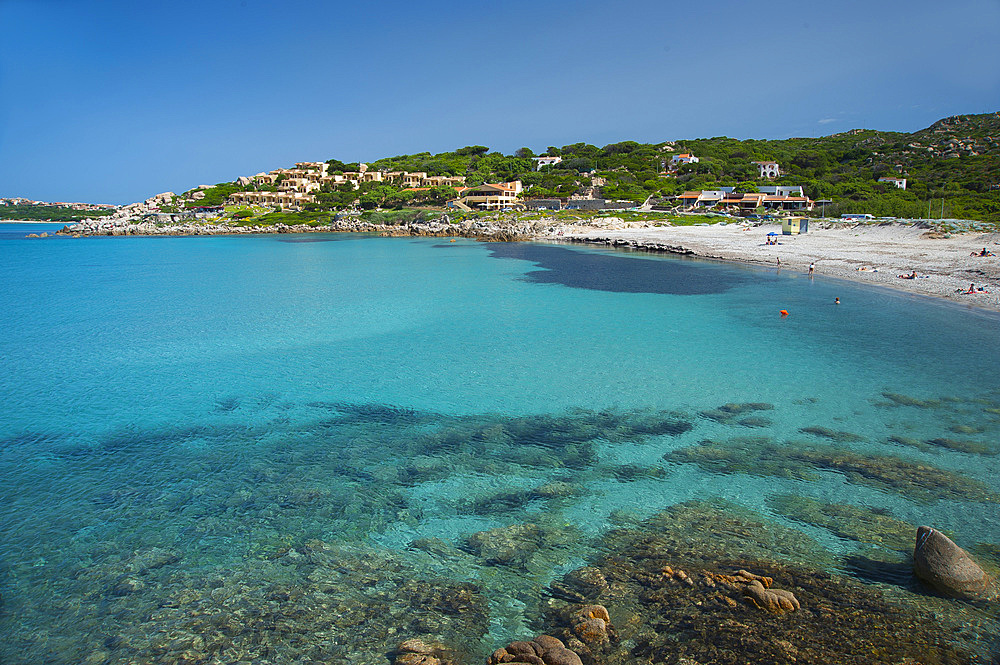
[1,227,998,663]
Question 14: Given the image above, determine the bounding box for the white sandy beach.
[548,222,1000,312]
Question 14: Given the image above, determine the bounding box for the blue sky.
[1,0,998,204]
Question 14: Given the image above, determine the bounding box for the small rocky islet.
[3,396,1000,663]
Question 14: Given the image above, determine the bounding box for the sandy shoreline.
[545,222,1000,313]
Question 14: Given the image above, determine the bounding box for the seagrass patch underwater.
[0,230,998,663]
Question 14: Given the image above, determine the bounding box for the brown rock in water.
[531,635,565,651]
[540,647,583,665]
[399,638,437,654]
[396,638,454,665]
[396,653,440,665]
[913,525,992,600]
[505,641,538,657]
[572,617,608,644]
[742,579,801,613]
[572,604,610,623]
[488,636,582,665]
[567,603,614,647]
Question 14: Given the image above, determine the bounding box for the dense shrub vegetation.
[310,112,1000,221]
[0,204,115,222]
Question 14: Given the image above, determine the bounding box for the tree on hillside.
[326,159,359,172]
[456,145,489,156]
[556,157,594,173]
[515,147,535,158]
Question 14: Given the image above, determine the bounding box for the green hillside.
[0,203,115,222]
[293,112,999,221]
[174,112,1000,225]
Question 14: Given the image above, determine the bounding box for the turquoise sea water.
[1,224,998,663]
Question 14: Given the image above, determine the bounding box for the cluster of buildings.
[222,160,529,212]
[211,151,828,214]
[226,162,468,209]
[1,197,117,212]
[675,186,814,211]
[667,154,781,179]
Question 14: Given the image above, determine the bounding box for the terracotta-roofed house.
[453,181,523,210]
[670,153,700,168]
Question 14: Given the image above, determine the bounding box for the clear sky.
[1,0,998,204]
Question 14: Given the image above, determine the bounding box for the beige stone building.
[453,181,523,210]
[228,160,467,210]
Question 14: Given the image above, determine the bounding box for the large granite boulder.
[913,526,992,600]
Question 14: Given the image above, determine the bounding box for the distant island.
[4,112,999,229]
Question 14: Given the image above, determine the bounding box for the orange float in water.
[780,310,789,317]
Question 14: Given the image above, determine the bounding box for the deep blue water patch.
[485,242,748,294]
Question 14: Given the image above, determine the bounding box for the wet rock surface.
[486,635,585,665]
[913,526,996,601]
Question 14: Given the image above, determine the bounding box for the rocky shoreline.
[52,216,542,241]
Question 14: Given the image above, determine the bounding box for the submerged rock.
[465,523,544,567]
[395,638,456,665]
[666,437,1000,504]
[742,578,800,613]
[700,402,774,425]
[768,495,915,552]
[913,526,994,601]
[487,635,583,665]
[880,392,942,408]
[799,426,865,442]
[123,546,181,574]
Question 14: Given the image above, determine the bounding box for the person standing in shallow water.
[808,262,815,275]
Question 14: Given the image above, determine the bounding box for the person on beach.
[808,262,815,275]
